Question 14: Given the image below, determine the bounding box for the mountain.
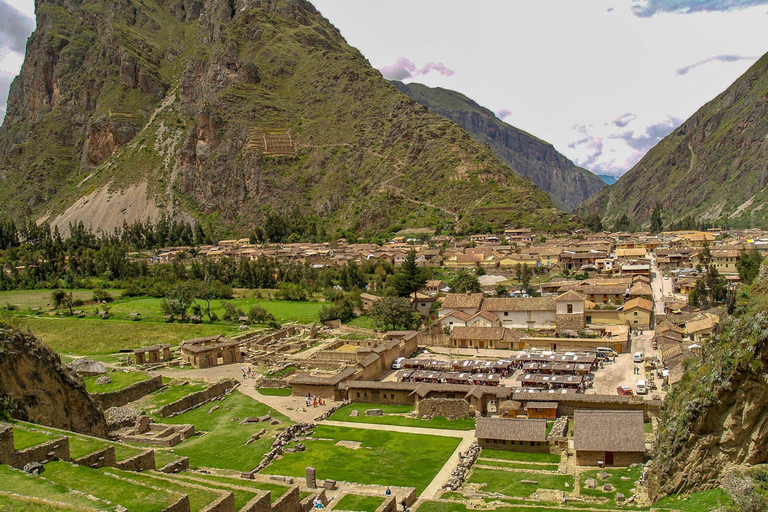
[597,174,617,185]
[579,52,768,229]
[0,0,571,238]
[391,81,606,212]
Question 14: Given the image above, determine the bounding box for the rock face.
[0,0,570,235]
[580,51,768,228]
[392,81,606,212]
[0,329,107,437]
[652,308,768,497]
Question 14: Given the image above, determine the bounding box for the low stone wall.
[91,375,163,409]
[158,380,238,418]
[162,495,191,512]
[115,449,155,471]
[375,497,397,512]
[240,491,271,512]
[73,446,116,469]
[416,397,471,419]
[418,332,450,347]
[300,490,327,512]
[255,378,289,389]
[8,437,70,469]
[160,456,190,474]
[271,486,300,512]
[200,491,235,512]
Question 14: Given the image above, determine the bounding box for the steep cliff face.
[0,0,570,236]
[652,301,768,497]
[392,81,606,212]
[580,51,768,228]
[0,329,107,437]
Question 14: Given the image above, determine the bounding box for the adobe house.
[180,335,243,369]
[525,401,558,420]
[623,298,654,330]
[555,291,587,332]
[475,417,549,453]
[133,344,172,365]
[573,410,646,466]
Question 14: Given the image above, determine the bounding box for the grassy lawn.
[654,488,735,511]
[265,425,460,493]
[43,461,180,511]
[11,427,58,450]
[475,459,560,471]
[417,503,571,512]
[335,493,385,511]
[135,379,209,410]
[0,289,96,310]
[0,494,94,511]
[25,316,239,355]
[84,370,151,393]
[150,391,292,472]
[0,465,112,510]
[14,421,143,461]
[105,468,222,511]
[329,403,475,431]
[645,422,654,434]
[344,315,377,329]
[479,449,561,464]
[154,450,183,468]
[581,467,642,504]
[468,468,574,498]
[177,472,291,503]
[257,388,293,397]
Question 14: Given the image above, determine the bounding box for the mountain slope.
[392,81,605,211]
[0,0,571,237]
[579,52,768,228]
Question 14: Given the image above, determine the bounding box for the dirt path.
[415,430,476,505]
[320,420,468,438]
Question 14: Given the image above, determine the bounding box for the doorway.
[605,452,614,465]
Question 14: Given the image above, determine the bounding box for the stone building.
[133,344,171,365]
[573,410,646,466]
[180,335,243,369]
[475,417,549,453]
[555,291,587,332]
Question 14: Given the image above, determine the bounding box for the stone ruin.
[443,442,481,491]
[248,423,315,475]
[112,416,195,447]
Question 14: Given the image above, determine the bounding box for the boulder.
[23,462,44,475]
[364,409,383,417]
[617,493,626,502]
[95,375,112,385]
[207,405,220,415]
[67,358,108,376]
[349,410,359,417]
[603,484,613,492]
[586,478,596,489]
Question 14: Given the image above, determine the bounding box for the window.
[567,304,573,314]
[530,441,535,446]
[504,312,509,316]
[356,393,360,398]
[391,394,395,399]
[634,312,638,316]
[501,440,506,444]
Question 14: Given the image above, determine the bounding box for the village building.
[422,280,450,296]
[438,293,485,319]
[482,297,558,330]
[133,344,172,365]
[180,335,243,369]
[410,292,437,316]
[360,293,382,313]
[449,326,525,350]
[573,410,646,466]
[685,313,719,342]
[555,291,587,332]
[623,298,654,329]
[475,417,549,452]
[525,401,558,420]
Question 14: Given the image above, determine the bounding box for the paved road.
[650,255,674,316]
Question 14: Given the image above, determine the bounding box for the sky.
[1,0,768,177]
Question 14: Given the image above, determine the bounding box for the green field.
[468,468,573,498]
[329,403,475,430]
[135,379,209,410]
[478,449,561,464]
[12,422,144,461]
[257,388,293,397]
[0,289,99,310]
[176,472,292,505]
[265,425,460,493]
[334,493,385,511]
[84,370,151,393]
[0,465,113,510]
[150,391,292,472]
[580,467,642,505]
[475,459,560,471]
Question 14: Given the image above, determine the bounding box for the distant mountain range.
[597,175,618,185]
[0,0,572,237]
[579,51,768,228]
[392,81,606,212]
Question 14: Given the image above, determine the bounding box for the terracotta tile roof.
[475,417,548,442]
[628,282,653,296]
[438,310,472,322]
[482,297,556,312]
[624,298,654,311]
[441,293,485,310]
[573,410,645,453]
[556,291,587,302]
[450,326,505,340]
[470,310,499,322]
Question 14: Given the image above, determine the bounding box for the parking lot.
[591,329,659,396]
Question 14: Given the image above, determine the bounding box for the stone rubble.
[251,422,316,474]
[443,441,481,491]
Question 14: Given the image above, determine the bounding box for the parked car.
[636,379,648,394]
[617,385,634,396]
[664,275,670,280]
[633,352,645,363]
[597,347,618,359]
[392,357,405,370]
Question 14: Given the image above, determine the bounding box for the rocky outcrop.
[652,309,768,497]
[0,0,571,235]
[0,329,108,437]
[580,51,768,228]
[393,81,606,211]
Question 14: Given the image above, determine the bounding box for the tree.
[92,288,113,303]
[614,213,632,232]
[584,213,602,232]
[494,283,507,297]
[449,270,480,294]
[650,204,663,233]
[705,264,726,305]
[51,289,74,315]
[392,250,427,299]
[737,248,762,284]
[370,296,418,331]
[160,283,195,321]
[521,264,533,292]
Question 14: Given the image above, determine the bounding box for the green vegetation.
[334,494,385,512]
[104,468,222,511]
[151,391,292,472]
[329,403,475,430]
[0,494,92,511]
[580,467,642,505]
[84,370,151,393]
[654,488,735,511]
[265,425,460,493]
[136,379,209,410]
[0,465,112,510]
[0,289,96,310]
[13,422,143,461]
[176,472,290,503]
[479,449,561,464]
[256,388,293,397]
[475,460,559,471]
[468,468,573,498]
[11,427,57,450]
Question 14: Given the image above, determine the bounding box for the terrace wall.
[73,446,116,468]
[376,497,397,512]
[575,450,645,467]
[416,397,471,418]
[271,486,301,512]
[115,449,155,471]
[91,375,164,409]
[158,380,238,418]
[200,491,235,512]
[162,495,191,512]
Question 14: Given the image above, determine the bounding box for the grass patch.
[645,422,654,434]
[136,379,209,410]
[0,494,93,511]
[479,449,561,464]
[329,403,475,431]
[43,461,180,511]
[334,493,385,511]
[84,370,151,393]
[11,427,58,450]
[468,468,573,498]
[0,465,112,510]
[154,450,183,468]
[150,391,292,472]
[265,425,460,493]
[580,467,642,504]
[475,459,559,471]
[105,469,222,511]
[0,289,96,310]
[344,315,376,329]
[654,488,735,511]
[257,388,293,397]
[176,472,290,503]
[14,422,143,461]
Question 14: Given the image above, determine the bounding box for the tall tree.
[650,204,663,233]
[370,296,417,331]
[392,249,427,298]
[450,270,481,294]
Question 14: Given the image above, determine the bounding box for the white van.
[636,379,647,394]
[633,352,644,363]
[596,347,617,359]
[392,357,405,370]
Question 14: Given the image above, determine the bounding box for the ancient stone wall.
[158,379,238,418]
[115,449,155,471]
[271,486,300,512]
[160,456,190,474]
[255,378,289,389]
[375,497,397,512]
[576,450,645,467]
[240,491,271,512]
[417,332,450,347]
[300,490,327,512]
[556,313,586,332]
[91,375,163,409]
[415,398,471,419]
[4,436,71,469]
[162,495,191,512]
[200,491,235,512]
[73,446,117,468]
